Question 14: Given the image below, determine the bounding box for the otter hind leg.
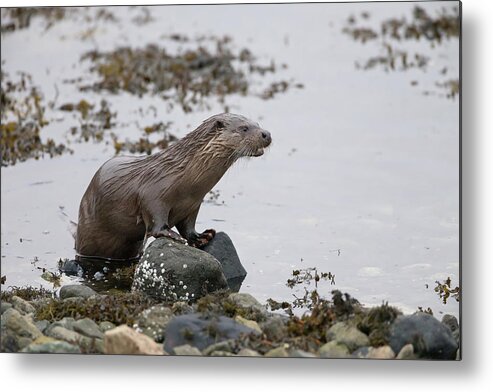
[143,207,187,244]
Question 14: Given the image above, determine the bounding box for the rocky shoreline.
[1,233,460,359]
[0,284,460,358]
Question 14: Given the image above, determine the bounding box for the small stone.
[319,341,350,358]
[58,259,82,276]
[11,296,35,314]
[442,314,460,343]
[326,322,370,352]
[265,345,290,357]
[441,314,459,332]
[34,320,50,333]
[59,284,98,300]
[0,302,13,314]
[260,316,287,341]
[203,339,235,356]
[73,318,104,339]
[46,325,83,344]
[22,340,82,354]
[172,344,202,356]
[234,315,262,333]
[228,293,264,312]
[352,346,370,358]
[396,343,415,359]
[237,348,261,357]
[17,337,34,350]
[1,308,42,341]
[50,317,76,330]
[367,345,395,359]
[99,321,116,332]
[104,325,165,355]
[135,305,174,343]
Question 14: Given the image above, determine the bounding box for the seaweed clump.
[79,36,302,113]
[434,277,460,304]
[357,302,402,346]
[0,285,54,302]
[35,292,157,326]
[1,70,72,166]
[0,7,66,33]
[342,5,459,98]
[111,121,178,155]
[63,99,117,143]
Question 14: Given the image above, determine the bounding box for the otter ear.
[214,120,225,130]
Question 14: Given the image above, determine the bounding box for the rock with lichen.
[132,237,228,302]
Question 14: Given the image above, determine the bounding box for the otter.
[75,113,272,261]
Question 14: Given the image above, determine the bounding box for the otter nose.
[261,130,272,145]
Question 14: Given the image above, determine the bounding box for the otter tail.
[58,206,77,239]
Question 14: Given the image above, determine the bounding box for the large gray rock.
[132,237,228,301]
[389,313,458,359]
[163,313,258,352]
[202,232,247,291]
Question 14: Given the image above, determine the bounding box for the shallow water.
[1,2,459,317]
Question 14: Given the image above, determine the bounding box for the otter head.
[207,113,272,159]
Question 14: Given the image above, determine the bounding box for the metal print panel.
[0,1,460,359]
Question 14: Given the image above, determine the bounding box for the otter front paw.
[189,229,216,248]
[148,228,187,244]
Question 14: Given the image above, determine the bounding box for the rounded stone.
[134,305,174,343]
[389,313,458,359]
[319,340,350,358]
[59,284,98,300]
[132,237,228,301]
[163,313,258,352]
[326,322,370,352]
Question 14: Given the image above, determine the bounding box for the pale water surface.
[1,2,460,317]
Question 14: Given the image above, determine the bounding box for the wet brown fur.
[75,113,271,259]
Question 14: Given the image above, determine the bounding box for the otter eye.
[239,126,249,132]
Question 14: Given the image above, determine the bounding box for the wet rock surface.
[389,313,458,359]
[202,232,247,291]
[59,284,98,300]
[163,313,258,352]
[132,236,229,301]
